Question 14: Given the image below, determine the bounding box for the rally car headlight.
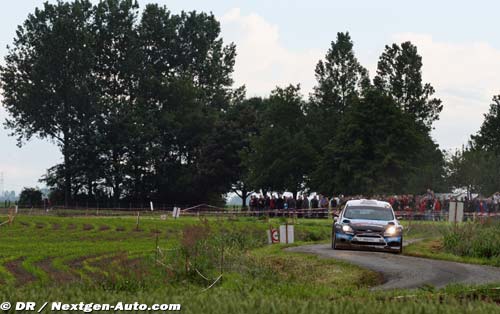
[342,225,353,233]
[385,226,397,236]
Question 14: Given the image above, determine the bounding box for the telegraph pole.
[0,172,4,199]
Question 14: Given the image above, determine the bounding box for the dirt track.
[286,243,500,290]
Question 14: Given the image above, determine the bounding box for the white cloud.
[220,11,500,150]
[391,33,500,149]
[220,8,323,98]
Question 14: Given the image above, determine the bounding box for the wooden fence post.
[136,211,140,231]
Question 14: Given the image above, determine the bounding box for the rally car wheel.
[332,231,337,249]
[398,235,403,254]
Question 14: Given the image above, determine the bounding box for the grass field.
[0,215,498,313]
[404,220,500,266]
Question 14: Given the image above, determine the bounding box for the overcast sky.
[1,0,500,192]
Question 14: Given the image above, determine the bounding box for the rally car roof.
[345,199,392,208]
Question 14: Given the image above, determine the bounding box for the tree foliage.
[448,94,500,196]
[0,0,98,205]
[18,187,43,206]
[447,147,500,196]
[308,32,369,152]
[472,95,500,153]
[311,32,369,115]
[245,85,314,197]
[374,42,443,130]
[312,89,423,195]
[1,0,237,205]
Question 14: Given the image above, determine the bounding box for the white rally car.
[332,199,404,253]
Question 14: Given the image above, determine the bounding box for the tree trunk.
[87,178,93,199]
[241,187,248,208]
[113,182,121,207]
[63,142,72,208]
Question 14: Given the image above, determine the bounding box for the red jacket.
[419,201,426,213]
[434,200,441,211]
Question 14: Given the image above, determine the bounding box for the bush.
[442,221,500,260]
[163,219,267,282]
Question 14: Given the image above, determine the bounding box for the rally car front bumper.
[334,232,402,252]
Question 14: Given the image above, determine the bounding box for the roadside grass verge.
[404,238,499,266]
[404,221,500,266]
[401,220,448,240]
[236,243,382,296]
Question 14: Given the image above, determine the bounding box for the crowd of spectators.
[246,189,500,215]
[248,193,340,211]
[463,192,500,214]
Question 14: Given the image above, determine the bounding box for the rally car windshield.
[343,206,394,221]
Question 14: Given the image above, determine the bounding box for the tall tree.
[311,32,369,116]
[405,137,448,193]
[1,0,97,206]
[18,187,43,207]
[471,94,500,153]
[3,1,238,206]
[245,85,314,197]
[307,32,369,164]
[312,89,422,195]
[136,4,237,204]
[92,0,140,203]
[374,41,442,130]
[226,96,264,207]
[449,94,500,196]
[447,146,500,196]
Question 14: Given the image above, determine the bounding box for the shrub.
[163,219,267,283]
[442,221,500,260]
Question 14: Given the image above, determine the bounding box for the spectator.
[409,195,416,212]
[276,195,284,210]
[426,188,435,199]
[288,196,296,209]
[270,195,276,210]
[311,195,319,209]
[401,195,409,210]
[249,195,257,211]
[330,196,337,210]
[257,195,265,211]
[393,196,400,212]
[302,194,310,209]
[419,199,426,215]
[296,196,303,210]
[265,194,271,210]
[319,195,329,209]
[433,198,442,221]
[493,192,500,212]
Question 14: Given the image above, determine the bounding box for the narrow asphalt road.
[286,243,500,290]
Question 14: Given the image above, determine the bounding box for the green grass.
[0,215,498,313]
[443,221,500,259]
[405,221,500,267]
[401,220,448,240]
[404,238,499,266]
